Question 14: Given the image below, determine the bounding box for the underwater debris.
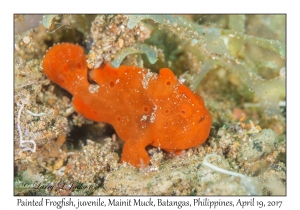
[43,15,94,37]
[87,15,151,69]
[14,89,69,153]
[202,154,262,195]
[14,14,43,35]
[14,55,71,179]
[259,164,286,195]
[16,101,37,153]
[42,15,58,30]
[237,129,277,163]
[15,59,47,89]
[104,165,191,195]
[64,138,119,183]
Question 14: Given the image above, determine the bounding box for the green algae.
[111,43,158,68]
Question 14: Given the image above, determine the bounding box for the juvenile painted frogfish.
[43,43,212,168]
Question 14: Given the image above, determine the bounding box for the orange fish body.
[43,43,212,167]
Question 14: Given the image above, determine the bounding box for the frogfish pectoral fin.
[121,139,151,168]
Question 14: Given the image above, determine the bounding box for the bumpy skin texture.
[43,43,212,168]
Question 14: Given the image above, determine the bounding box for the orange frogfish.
[43,43,212,168]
